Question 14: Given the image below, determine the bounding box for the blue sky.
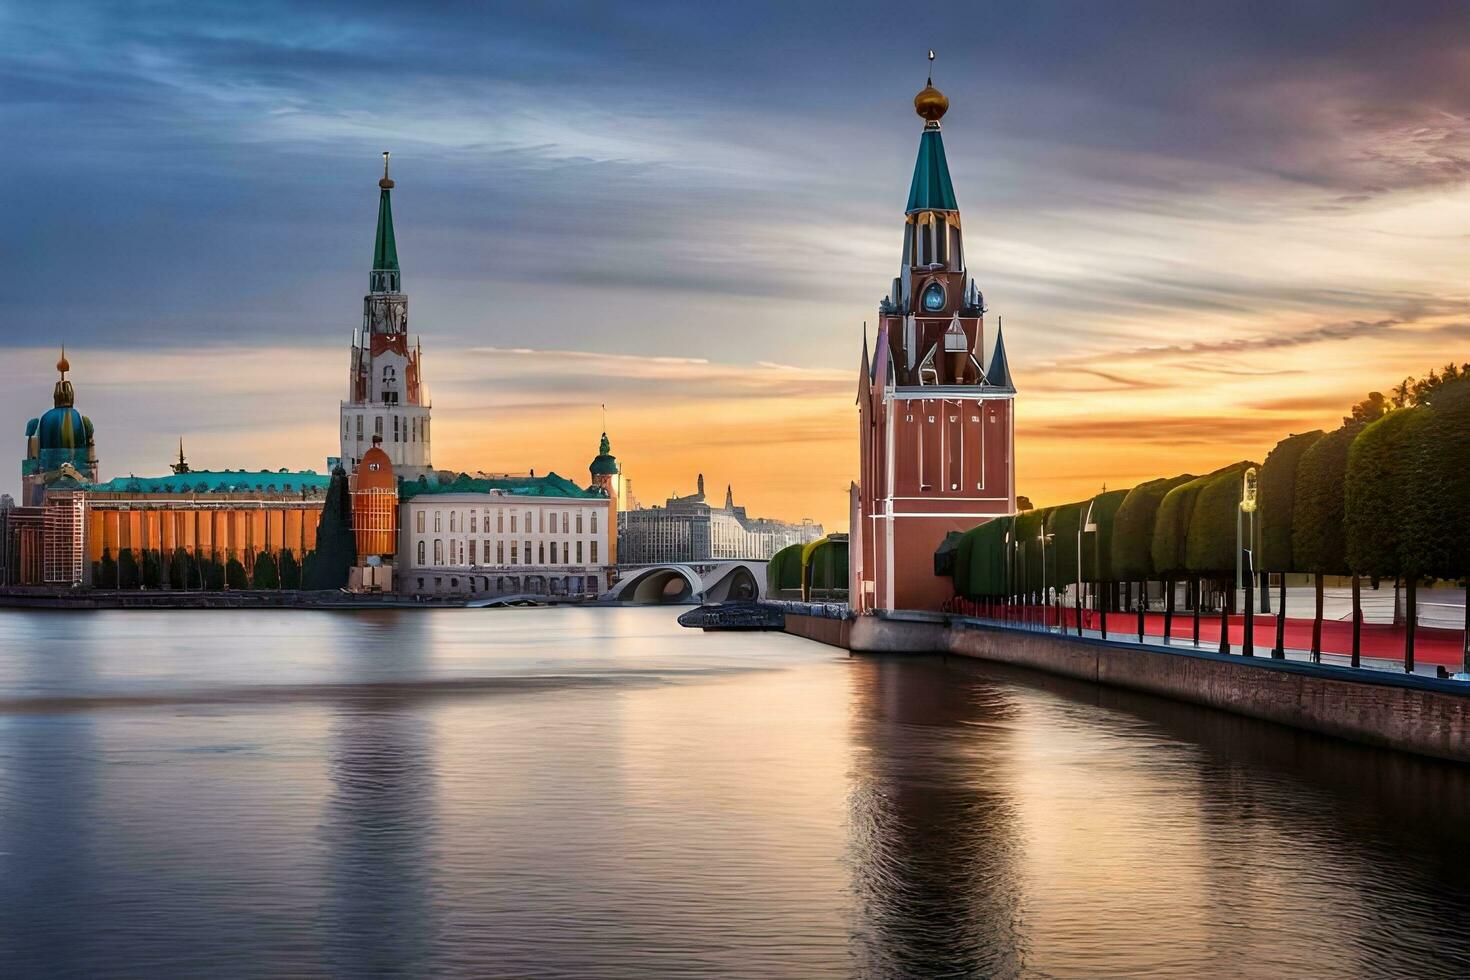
[4,1,1469,526]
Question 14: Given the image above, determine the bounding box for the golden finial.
[914,50,949,124]
[57,345,69,376]
[379,150,394,189]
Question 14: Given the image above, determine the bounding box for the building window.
[497,541,504,564]
[539,542,545,564]
[526,511,533,533]
[434,511,442,532]
[375,416,383,438]
[576,511,583,533]
[416,511,425,533]
[498,510,505,533]
[510,512,517,533]
[356,415,363,440]
[393,416,400,443]
[470,512,477,533]
[524,540,531,564]
[469,540,477,565]
[591,510,598,533]
[449,511,457,533]
[561,512,570,534]
[511,541,518,564]
[417,540,425,564]
[576,541,583,563]
[550,542,558,564]
[591,541,598,563]
[433,540,443,565]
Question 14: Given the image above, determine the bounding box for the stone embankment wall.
[784,611,1470,764]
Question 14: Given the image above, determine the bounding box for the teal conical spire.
[371,151,401,293]
[906,128,957,214]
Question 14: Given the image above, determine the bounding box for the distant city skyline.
[6,2,1469,530]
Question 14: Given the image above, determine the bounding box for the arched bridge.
[604,561,768,604]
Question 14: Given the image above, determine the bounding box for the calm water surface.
[1,606,1468,978]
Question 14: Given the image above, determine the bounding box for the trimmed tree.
[1111,474,1195,638]
[225,555,248,590]
[1293,424,1359,662]
[306,466,356,590]
[1259,430,1324,657]
[1403,376,1470,671]
[1185,462,1258,651]
[1083,488,1132,635]
[1154,471,1221,643]
[98,548,118,589]
[169,548,192,591]
[142,550,164,590]
[1346,408,1426,667]
[1047,502,1086,632]
[203,555,225,591]
[118,548,140,589]
[279,550,302,590]
[251,551,281,590]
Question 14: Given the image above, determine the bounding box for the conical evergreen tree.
[307,466,356,589]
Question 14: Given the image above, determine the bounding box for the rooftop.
[399,471,603,501]
[86,469,332,495]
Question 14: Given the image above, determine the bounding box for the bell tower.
[851,56,1017,612]
[340,152,433,481]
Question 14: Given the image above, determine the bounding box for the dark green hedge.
[1084,488,1132,582]
[1293,425,1358,574]
[1404,377,1470,579]
[1258,430,1323,572]
[1184,462,1256,575]
[1015,507,1051,594]
[1111,475,1193,581]
[806,538,848,595]
[1151,471,1218,577]
[1046,502,1086,585]
[767,543,803,593]
[1345,408,1425,577]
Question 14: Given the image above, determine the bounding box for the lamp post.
[1079,499,1098,637]
[1039,530,1055,631]
[1238,467,1258,656]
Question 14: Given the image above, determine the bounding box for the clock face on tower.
[922,281,946,311]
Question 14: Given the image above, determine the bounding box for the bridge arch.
[607,564,703,604]
[605,560,770,604]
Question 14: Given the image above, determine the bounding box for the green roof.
[399,471,603,501]
[374,186,398,274]
[86,470,332,495]
[906,127,958,214]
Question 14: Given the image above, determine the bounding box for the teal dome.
[37,406,90,451]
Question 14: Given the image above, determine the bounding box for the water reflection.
[1,610,1469,977]
[847,657,1025,977]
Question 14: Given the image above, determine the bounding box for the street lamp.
[1038,529,1055,631]
[1080,498,1099,638]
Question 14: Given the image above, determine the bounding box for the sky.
[3,1,1469,530]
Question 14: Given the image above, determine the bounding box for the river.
[1,606,1468,978]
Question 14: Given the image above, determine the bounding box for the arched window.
[434,539,443,565]
[417,540,425,564]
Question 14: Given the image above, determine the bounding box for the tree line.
[947,364,1470,671]
[88,465,359,592]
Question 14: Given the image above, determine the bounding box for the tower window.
[922,281,945,312]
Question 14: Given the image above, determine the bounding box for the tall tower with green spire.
[852,55,1018,614]
[341,152,433,480]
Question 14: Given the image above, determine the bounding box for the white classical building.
[397,474,613,598]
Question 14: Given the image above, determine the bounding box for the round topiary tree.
[225,555,248,590]
[279,550,302,590]
[1259,430,1324,656]
[1345,408,1426,666]
[1154,471,1223,642]
[1402,376,1470,671]
[1293,424,1360,661]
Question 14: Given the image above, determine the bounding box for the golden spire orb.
[57,346,69,376]
[914,49,949,123]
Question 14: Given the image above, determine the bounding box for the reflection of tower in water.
[320,611,440,974]
[845,657,1027,977]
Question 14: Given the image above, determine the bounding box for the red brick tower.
[851,63,1017,613]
